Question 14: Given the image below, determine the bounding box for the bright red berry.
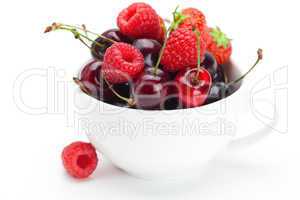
[157,16,166,43]
[175,68,212,108]
[161,28,206,72]
[179,8,207,33]
[206,27,232,65]
[117,3,161,40]
[62,142,98,179]
[102,42,144,84]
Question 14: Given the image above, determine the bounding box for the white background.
[0,0,298,199]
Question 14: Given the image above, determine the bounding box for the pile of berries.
[45,3,263,110]
[45,3,262,178]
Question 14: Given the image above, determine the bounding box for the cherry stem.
[153,6,186,75]
[229,48,263,85]
[44,23,116,44]
[57,27,102,46]
[194,29,202,82]
[74,75,135,107]
[73,77,90,94]
[46,23,134,106]
[59,23,116,43]
[153,29,169,75]
[100,73,135,107]
[45,23,113,59]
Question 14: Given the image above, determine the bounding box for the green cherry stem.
[153,6,186,75]
[229,48,263,85]
[100,72,135,107]
[54,26,102,46]
[73,77,90,94]
[45,23,134,106]
[44,23,116,45]
[45,23,108,59]
[190,29,204,84]
[195,30,202,76]
[60,23,116,44]
[153,29,168,75]
[74,74,135,107]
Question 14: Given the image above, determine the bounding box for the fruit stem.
[54,26,103,46]
[171,6,187,31]
[230,48,263,84]
[45,23,108,60]
[153,6,186,75]
[74,75,135,107]
[100,73,135,107]
[153,30,168,75]
[60,23,116,44]
[44,23,116,44]
[194,29,202,81]
[73,77,90,95]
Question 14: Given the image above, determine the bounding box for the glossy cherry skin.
[144,53,159,68]
[79,59,132,106]
[202,52,225,82]
[205,82,236,104]
[175,68,212,108]
[91,29,132,59]
[201,52,229,104]
[79,59,112,101]
[133,67,169,110]
[133,39,162,69]
[132,39,162,56]
[112,82,133,103]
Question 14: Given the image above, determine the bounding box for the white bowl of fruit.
[46,3,269,180]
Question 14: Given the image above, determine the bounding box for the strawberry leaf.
[210,27,231,48]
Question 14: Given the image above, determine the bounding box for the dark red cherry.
[91,29,132,59]
[79,59,112,101]
[132,39,162,56]
[102,29,133,43]
[79,59,133,105]
[162,97,182,110]
[161,83,184,110]
[202,52,225,82]
[112,82,133,103]
[175,68,212,108]
[133,67,169,110]
[144,53,159,68]
[205,82,237,104]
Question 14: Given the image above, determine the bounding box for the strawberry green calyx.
[210,27,231,48]
[170,6,187,31]
[154,6,186,75]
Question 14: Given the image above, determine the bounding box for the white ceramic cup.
[74,61,277,180]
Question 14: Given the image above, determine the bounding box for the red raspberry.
[161,28,206,72]
[157,16,166,43]
[102,42,144,84]
[179,8,207,33]
[206,27,232,64]
[62,142,98,179]
[117,3,161,40]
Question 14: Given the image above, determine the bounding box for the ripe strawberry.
[179,8,207,33]
[117,3,161,40]
[161,28,206,72]
[102,42,144,84]
[206,27,232,64]
[62,142,98,179]
[201,26,213,46]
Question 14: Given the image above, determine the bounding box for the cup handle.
[227,97,279,150]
